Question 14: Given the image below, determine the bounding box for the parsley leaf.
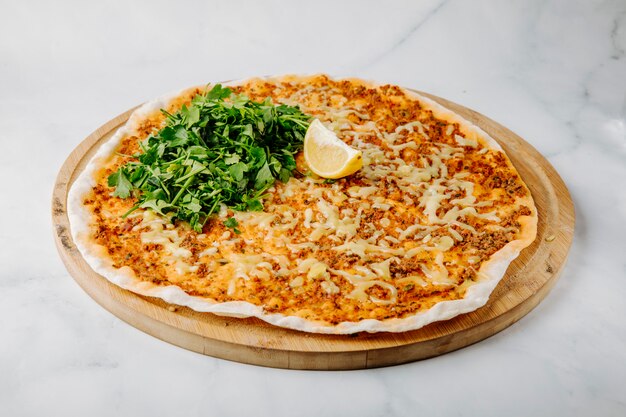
[108,169,133,198]
[108,84,310,232]
[223,217,241,234]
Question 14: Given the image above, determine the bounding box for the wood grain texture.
[52,92,575,370]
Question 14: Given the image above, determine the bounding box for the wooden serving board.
[52,91,575,370]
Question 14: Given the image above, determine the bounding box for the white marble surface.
[1,0,625,415]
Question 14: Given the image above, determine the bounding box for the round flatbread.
[68,74,537,334]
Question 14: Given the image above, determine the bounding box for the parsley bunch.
[108,84,311,232]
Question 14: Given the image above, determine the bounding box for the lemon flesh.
[303,119,363,179]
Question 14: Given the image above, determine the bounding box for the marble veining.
[1,0,625,416]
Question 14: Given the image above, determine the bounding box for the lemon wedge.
[303,119,363,179]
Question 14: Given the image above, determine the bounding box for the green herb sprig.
[108,84,311,232]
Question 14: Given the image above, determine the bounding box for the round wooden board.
[52,90,575,370]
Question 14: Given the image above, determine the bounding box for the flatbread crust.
[67,74,537,334]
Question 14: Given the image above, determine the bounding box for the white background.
[1,0,625,416]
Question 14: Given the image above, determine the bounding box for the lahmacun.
[67,74,537,334]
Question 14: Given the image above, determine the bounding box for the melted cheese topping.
[83,75,535,325]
